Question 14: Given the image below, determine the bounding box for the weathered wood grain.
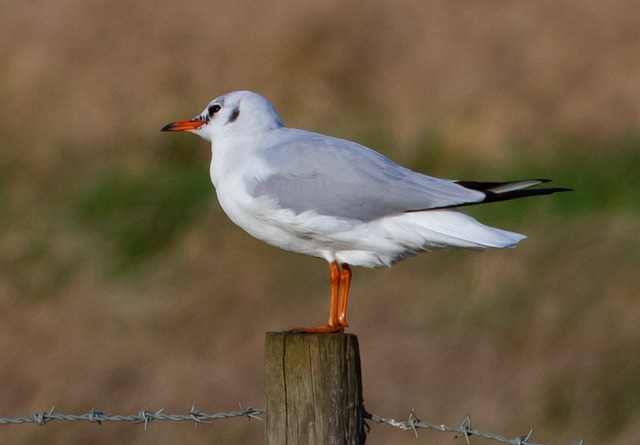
[265,332,366,445]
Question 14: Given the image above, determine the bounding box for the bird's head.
[161,90,284,142]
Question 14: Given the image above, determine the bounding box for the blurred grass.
[77,164,211,272]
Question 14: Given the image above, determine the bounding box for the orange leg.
[337,264,351,328]
[288,262,351,334]
[327,261,341,327]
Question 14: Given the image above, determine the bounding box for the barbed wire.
[0,405,264,430]
[365,409,584,445]
[0,405,583,444]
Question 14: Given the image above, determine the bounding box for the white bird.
[162,91,569,333]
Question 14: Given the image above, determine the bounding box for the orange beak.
[161,118,205,132]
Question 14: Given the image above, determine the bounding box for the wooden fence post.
[265,332,366,445]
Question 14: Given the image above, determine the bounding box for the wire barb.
[32,406,57,426]
[455,415,473,445]
[87,408,103,425]
[402,408,418,437]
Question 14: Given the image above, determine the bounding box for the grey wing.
[250,129,485,222]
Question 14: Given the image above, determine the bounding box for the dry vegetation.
[1,0,640,444]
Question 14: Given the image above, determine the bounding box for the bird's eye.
[208,104,222,117]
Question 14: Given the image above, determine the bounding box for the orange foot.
[286,262,353,335]
[287,324,346,334]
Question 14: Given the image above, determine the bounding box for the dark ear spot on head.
[227,105,240,124]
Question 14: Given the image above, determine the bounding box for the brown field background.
[1,0,640,444]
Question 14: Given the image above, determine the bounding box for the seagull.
[162,91,569,333]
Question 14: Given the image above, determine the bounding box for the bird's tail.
[453,179,572,207]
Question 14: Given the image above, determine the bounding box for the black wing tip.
[455,178,572,193]
[524,180,573,194]
[532,179,575,191]
[520,180,573,193]
[416,179,572,212]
